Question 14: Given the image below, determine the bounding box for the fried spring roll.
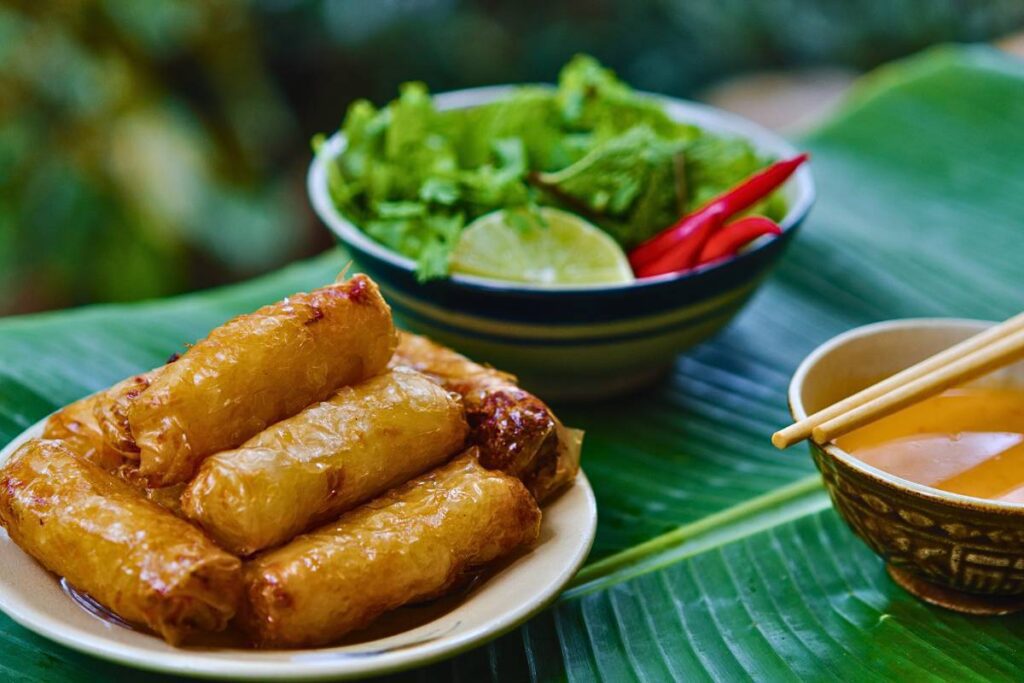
[43,376,187,515]
[182,368,468,555]
[93,371,158,461]
[0,439,242,645]
[391,332,581,501]
[241,450,541,648]
[116,465,188,518]
[44,370,162,468]
[124,275,397,486]
[43,385,134,471]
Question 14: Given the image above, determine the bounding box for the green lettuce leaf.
[556,55,699,143]
[322,54,784,279]
[533,126,688,247]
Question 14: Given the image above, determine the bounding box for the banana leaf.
[2,45,1024,681]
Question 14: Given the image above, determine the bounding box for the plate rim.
[0,413,597,680]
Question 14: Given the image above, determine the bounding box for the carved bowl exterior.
[790,319,1024,610]
[809,440,1024,597]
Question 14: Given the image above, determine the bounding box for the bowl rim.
[307,83,815,295]
[788,317,1024,514]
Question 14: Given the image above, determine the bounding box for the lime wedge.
[450,208,635,286]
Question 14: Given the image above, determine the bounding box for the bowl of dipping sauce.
[789,318,1024,614]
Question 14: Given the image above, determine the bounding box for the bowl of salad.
[308,56,814,400]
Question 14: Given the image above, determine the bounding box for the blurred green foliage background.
[3,0,1022,314]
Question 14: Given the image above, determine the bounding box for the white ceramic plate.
[0,416,597,680]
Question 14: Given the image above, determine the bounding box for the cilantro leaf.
[320,54,785,279]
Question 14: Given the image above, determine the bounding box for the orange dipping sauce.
[836,387,1024,503]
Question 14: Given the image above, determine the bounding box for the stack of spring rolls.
[0,275,582,648]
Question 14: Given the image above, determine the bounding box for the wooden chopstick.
[811,326,1024,443]
[772,312,1024,449]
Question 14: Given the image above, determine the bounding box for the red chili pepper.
[633,206,727,278]
[697,216,782,265]
[629,152,808,272]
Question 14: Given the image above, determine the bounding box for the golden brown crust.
[43,390,128,471]
[93,372,157,460]
[391,332,581,501]
[181,368,468,555]
[44,379,188,516]
[129,275,398,486]
[113,463,188,518]
[240,450,541,648]
[0,439,242,645]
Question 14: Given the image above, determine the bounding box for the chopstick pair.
[772,312,1024,449]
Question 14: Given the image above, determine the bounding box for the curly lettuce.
[320,54,784,280]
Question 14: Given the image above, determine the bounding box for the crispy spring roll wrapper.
[240,450,541,648]
[43,387,132,471]
[391,332,581,501]
[43,376,186,515]
[126,275,397,486]
[0,439,242,645]
[116,465,188,518]
[181,368,468,555]
[44,370,162,468]
[94,371,159,461]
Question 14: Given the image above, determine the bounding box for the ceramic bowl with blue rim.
[308,86,815,401]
